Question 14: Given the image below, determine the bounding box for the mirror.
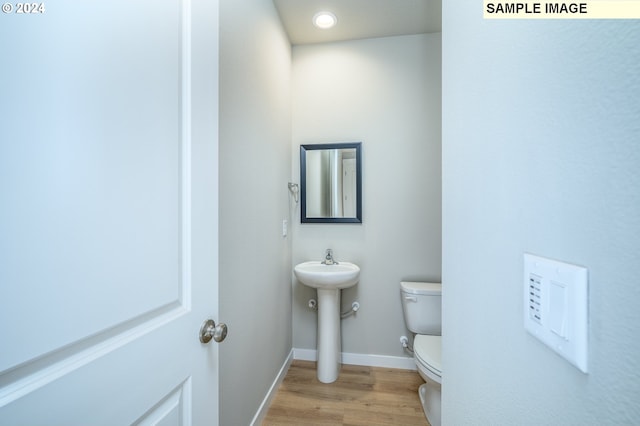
[300,142,362,223]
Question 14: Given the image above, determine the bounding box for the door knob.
[199,319,228,343]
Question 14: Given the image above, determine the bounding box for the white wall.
[218,1,292,425]
[291,34,442,359]
[442,5,640,424]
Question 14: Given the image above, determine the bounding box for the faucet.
[322,249,337,265]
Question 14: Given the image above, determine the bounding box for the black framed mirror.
[300,142,362,223]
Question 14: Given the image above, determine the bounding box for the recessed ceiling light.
[313,11,337,29]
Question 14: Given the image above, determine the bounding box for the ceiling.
[272,0,442,45]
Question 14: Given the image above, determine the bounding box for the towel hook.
[288,182,299,203]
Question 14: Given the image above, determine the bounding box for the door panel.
[134,380,190,426]
[0,1,219,424]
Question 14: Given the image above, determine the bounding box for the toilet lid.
[414,334,441,376]
[400,281,441,295]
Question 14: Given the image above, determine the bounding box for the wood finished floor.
[262,360,430,426]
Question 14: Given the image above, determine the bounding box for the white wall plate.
[524,253,588,373]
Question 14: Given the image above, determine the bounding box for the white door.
[0,1,220,424]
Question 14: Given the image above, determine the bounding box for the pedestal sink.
[294,261,360,383]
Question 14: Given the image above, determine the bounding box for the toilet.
[400,281,442,426]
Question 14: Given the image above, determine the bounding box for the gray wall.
[291,34,442,358]
[442,4,640,425]
[219,1,292,425]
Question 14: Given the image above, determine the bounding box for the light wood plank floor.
[262,360,430,426]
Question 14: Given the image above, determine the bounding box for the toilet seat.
[414,335,441,380]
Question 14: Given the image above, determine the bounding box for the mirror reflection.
[300,142,362,223]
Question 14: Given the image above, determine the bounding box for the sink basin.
[294,261,360,289]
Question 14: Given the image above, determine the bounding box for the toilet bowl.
[400,281,442,426]
[414,334,441,426]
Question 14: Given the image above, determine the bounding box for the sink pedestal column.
[316,288,341,383]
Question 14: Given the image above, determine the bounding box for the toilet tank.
[400,281,442,336]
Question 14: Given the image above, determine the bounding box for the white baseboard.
[293,348,417,371]
[250,349,293,426]
[292,348,317,362]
